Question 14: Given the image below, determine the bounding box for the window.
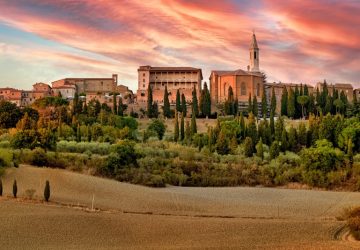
[241,82,247,96]
[143,73,145,77]
[143,84,145,88]
[254,52,257,59]
[143,79,145,82]
[257,83,260,96]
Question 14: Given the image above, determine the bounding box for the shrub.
[44,180,50,202]
[30,147,48,167]
[25,189,36,199]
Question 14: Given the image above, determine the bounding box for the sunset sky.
[0,0,359,91]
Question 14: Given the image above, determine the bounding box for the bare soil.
[1,165,360,249]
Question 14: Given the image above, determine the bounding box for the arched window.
[257,83,260,96]
[254,51,257,59]
[241,82,247,96]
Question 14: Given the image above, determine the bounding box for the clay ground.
[1,165,360,249]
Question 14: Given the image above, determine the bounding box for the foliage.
[147,119,166,140]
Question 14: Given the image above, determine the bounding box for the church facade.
[209,33,265,109]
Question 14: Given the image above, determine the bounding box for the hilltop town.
[1,34,359,117]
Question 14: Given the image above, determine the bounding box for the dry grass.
[1,165,360,249]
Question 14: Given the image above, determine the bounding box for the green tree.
[269,141,280,160]
[294,85,300,118]
[147,119,166,140]
[288,126,297,152]
[281,87,288,116]
[274,116,284,141]
[163,85,171,118]
[256,138,264,160]
[297,95,309,119]
[180,112,185,141]
[246,113,258,145]
[243,137,254,157]
[348,138,353,164]
[176,89,181,113]
[200,82,211,117]
[0,101,22,128]
[181,94,187,117]
[118,97,124,116]
[13,180,17,198]
[174,111,179,142]
[270,111,275,136]
[147,85,154,118]
[248,93,252,115]
[44,180,50,202]
[270,87,276,116]
[225,86,234,115]
[192,87,199,117]
[252,95,258,117]
[333,99,344,114]
[298,123,307,147]
[216,131,230,155]
[304,84,309,96]
[191,108,197,135]
[261,86,268,119]
[185,120,191,142]
[280,128,288,151]
[112,94,117,114]
[287,88,295,118]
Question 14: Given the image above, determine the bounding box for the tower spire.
[249,32,260,72]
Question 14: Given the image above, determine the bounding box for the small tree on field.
[13,180,17,198]
[44,180,50,202]
[269,141,280,160]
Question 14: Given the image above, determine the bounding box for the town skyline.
[0,0,360,91]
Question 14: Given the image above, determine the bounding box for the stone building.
[315,82,354,101]
[209,33,265,111]
[136,66,203,106]
[0,87,23,106]
[265,82,314,115]
[52,74,118,97]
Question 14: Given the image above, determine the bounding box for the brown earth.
[1,165,360,249]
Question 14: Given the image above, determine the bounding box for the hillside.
[1,165,360,249]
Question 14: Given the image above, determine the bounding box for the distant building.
[265,82,314,115]
[136,66,203,106]
[210,33,265,112]
[315,82,353,101]
[0,87,23,106]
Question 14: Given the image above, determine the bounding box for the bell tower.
[249,32,260,72]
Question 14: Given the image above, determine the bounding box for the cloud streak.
[0,0,359,90]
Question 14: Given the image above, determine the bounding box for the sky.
[0,0,359,91]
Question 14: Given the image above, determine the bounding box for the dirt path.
[1,165,360,249]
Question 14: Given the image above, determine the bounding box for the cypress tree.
[185,120,191,142]
[191,108,197,135]
[288,126,297,152]
[298,122,307,146]
[280,128,288,151]
[230,136,238,154]
[300,83,303,96]
[294,85,300,118]
[180,112,185,141]
[76,123,81,142]
[308,94,315,115]
[181,94,187,117]
[44,180,50,202]
[247,113,258,145]
[118,97,124,116]
[152,102,159,118]
[270,87,276,116]
[234,98,239,116]
[87,125,91,142]
[270,111,275,135]
[275,116,284,141]
[192,87,199,117]
[203,82,211,117]
[176,89,181,113]
[163,85,171,118]
[248,93,252,115]
[287,88,295,118]
[147,85,153,118]
[304,84,309,96]
[174,111,179,142]
[0,179,2,196]
[112,93,117,114]
[269,141,280,160]
[225,86,234,115]
[239,112,245,139]
[252,95,258,118]
[281,87,288,116]
[13,180,17,198]
[348,138,353,164]
[353,92,359,116]
[256,138,264,160]
[243,137,253,157]
[261,86,268,118]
